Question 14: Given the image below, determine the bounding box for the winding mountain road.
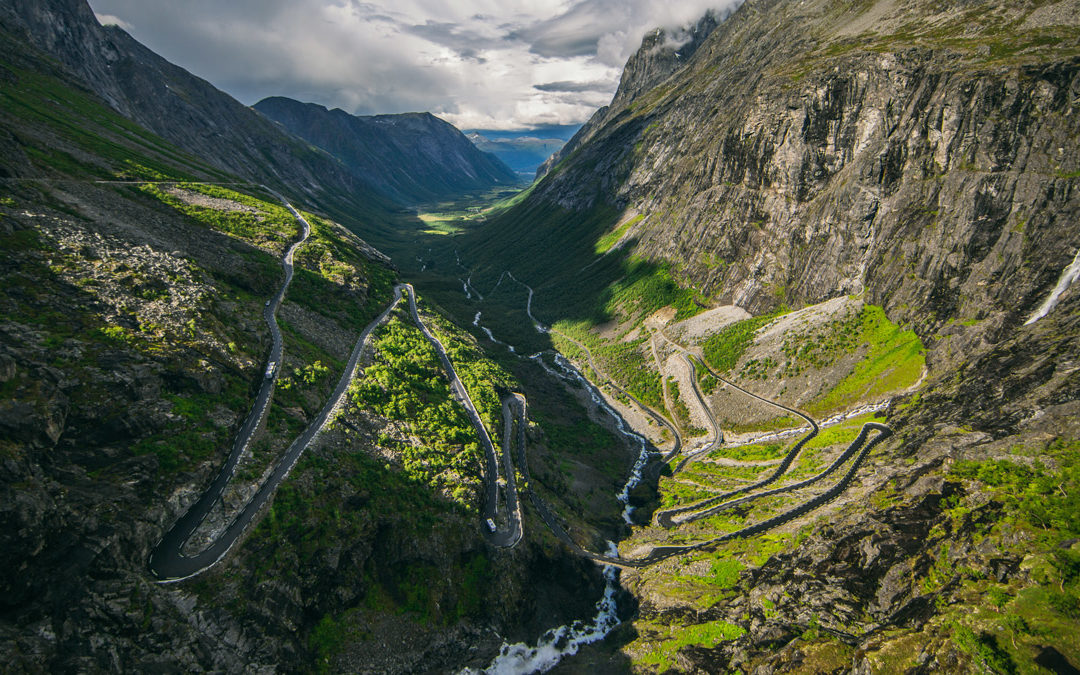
[502,388,890,569]
[404,284,522,546]
[677,352,724,457]
[454,266,893,569]
[510,280,889,567]
[149,196,403,582]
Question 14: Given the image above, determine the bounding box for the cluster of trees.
[348,317,482,508]
[424,310,517,432]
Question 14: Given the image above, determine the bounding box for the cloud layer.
[89,0,741,130]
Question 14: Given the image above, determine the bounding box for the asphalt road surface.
[149,196,401,581]
[404,284,521,546]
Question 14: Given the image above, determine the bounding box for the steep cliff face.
[254,97,519,205]
[521,0,1080,344]
[536,10,723,180]
[461,0,1080,671]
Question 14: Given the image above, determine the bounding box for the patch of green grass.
[702,307,789,374]
[595,214,644,254]
[0,53,216,180]
[809,305,924,413]
[638,619,746,671]
[138,182,297,252]
[941,438,1080,669]
[668,378,707,436]
[309,611,355,672]
[953,623,1018,674]
[602,258,705,323]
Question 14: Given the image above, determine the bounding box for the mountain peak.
[254,96,518,204]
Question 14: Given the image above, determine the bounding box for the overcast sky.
[87,0,741,131]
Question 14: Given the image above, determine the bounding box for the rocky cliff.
[460,0,1080,671]
[536,10,723,180]
[500,0,1080,340]
[255,97,519,205]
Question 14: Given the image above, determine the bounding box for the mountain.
[3,0,1080,670]
[0,2,623,672]
[466,131,567,178]
[454,0,1080,670]
[535,9,722,180]
[0,0,410,236]
[254,96,519,204]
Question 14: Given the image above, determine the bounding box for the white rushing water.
[460,273,649,673]
[1025,249,1080,325]
[460,352,649,674]
[464,543,622,675]
[473,311,517,353]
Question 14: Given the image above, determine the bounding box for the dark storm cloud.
[533,80,613,93]
[513,0,628,58]
[403,21,502,62]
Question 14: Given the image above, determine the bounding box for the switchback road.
[149,196,402,581]
[404,284,522,547]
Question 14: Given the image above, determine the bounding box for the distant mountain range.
[255,97,520,205]
[465,132,568,178]
[0,0,517,213]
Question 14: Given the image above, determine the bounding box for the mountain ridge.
[0,0,401,220]
[254,96,519,205]
[448,0,1080,670]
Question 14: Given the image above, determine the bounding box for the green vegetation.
[809,305,924,413]
[601,258,705,323]
[0,45,222,180]
[132,380,249,474]
[930,437,1080,672]
[668,379,707,436]
[595,213,644,254]
[234,446,489,640]
[780,308,862,377]
[550,325,664,409]
[637,618,746,671]
[424,308,517,432]
[785,4,1080,85]
[309,611,355,671]
[702,308,789,373]
[680,557,744,590]
[138,182,297,252]
[701,303,922,412]
[348,315,483,507]
[595,339,663,409]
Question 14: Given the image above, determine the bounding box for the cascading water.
[458,272,653,673]
[1025,249,1080,325]
[464,542,622,675]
